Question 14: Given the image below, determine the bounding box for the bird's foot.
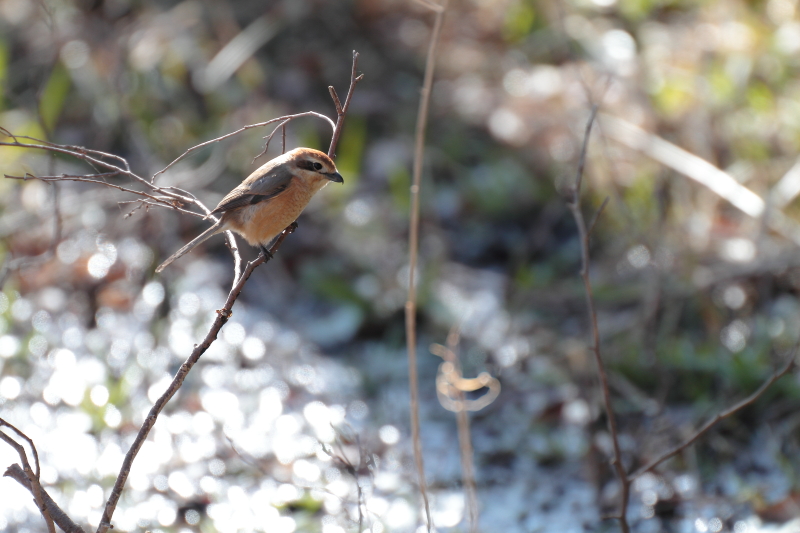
[260,245,274,260]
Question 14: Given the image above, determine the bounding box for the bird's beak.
[325,171,344,184]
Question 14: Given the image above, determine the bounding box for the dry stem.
[566,105,630,533]
[405,1,449,530]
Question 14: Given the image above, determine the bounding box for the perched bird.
[156,147,343,272]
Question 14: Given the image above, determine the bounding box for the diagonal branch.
[97,223,297,533]
[628,345,798,481]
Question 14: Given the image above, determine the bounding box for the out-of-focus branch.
[601,114,800,247]
[321,428,373,533]
[0,177,62,288]
[628,344,798,481]
[565,106,630,533]
[0,419,56,533]
[405,1,448,530]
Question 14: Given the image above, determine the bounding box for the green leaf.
[39,64,72,133]
[0,39,8,110]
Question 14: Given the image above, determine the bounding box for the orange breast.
[225,177,328,246]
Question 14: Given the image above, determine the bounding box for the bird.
[155,147,343,272]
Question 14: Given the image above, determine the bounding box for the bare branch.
[328,86,343,115]
[327,51,365,159]
[0,419,56,533]
[4,464,85,533]
[153,111,337,181]
[251,119,292,163]
[4,173,202,217]
[97,223,298,533]
[628,345,798,481]
[566,107,631,533]
[405,2,448,531]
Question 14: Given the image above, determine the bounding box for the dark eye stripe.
[298,160,325,172]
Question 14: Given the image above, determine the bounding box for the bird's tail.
[156,221,224,273]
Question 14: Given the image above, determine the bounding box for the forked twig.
[405,1,448,530]
[0,419,56,533]
[4,464,85,533]
[327,50,364,159]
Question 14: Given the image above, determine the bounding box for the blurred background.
[2,0,800,532]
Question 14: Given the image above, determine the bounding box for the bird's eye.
[313,162,323,171]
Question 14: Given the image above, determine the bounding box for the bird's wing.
[211,164,293,215]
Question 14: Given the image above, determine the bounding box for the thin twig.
[587,196,610,237]
[253,119,292,163]
[4,173,201,217]
[153,111,336,181]
[0,138,186,201]
[405,2,448,530]
[566,105,631,533]
[628,345,798,481]
[0,420,56,533]
[327,51,364,159]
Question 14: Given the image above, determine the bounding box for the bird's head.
[288,147,344,184]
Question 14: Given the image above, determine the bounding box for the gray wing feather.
[156,220,224,272]
[211,164,293,215]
